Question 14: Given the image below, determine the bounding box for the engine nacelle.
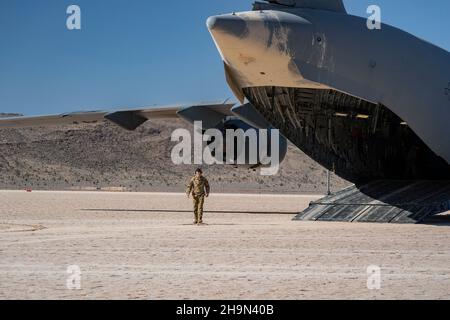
[176,103,288,173]
[207,118,288,170]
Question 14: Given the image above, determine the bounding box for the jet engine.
[177,103,288,170]
[210,118,288,169]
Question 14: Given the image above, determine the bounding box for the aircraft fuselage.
[208,5,450,183]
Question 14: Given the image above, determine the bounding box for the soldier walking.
[186,168,210,225]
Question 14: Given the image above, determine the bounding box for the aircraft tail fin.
[258,0,347,13]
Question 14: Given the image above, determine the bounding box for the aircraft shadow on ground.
[81,209,297,215]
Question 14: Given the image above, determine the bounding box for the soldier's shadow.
[179,223,238,226]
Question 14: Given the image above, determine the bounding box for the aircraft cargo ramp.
[294,181,450,224]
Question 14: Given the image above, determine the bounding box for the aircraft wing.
[0,102,236,131]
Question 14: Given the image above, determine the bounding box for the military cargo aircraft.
[1,0,449,222]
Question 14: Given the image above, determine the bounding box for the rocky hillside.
[0,118,349,193]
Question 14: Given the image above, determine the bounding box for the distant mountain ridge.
[0,119,349,193]
[0,113,22,118]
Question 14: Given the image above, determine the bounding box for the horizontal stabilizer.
[263,0,346,13]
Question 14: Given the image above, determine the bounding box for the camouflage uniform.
[186,175,210,224]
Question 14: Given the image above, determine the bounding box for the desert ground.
[0,190,449,300]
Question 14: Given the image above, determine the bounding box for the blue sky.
[1,0,449,115]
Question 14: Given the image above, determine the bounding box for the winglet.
[261,0,346,13]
